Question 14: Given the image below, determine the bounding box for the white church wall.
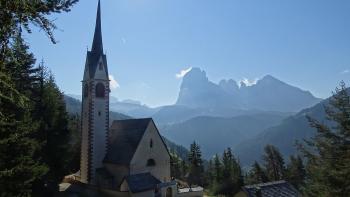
[129,121,171,183]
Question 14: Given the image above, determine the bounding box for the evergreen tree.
[170,152,183,179]
[187,141,204,187]
[248,161,269,184]
[213,154,222,183]
[0,0,78,56]
[180,160,188,180]
[299,82,350,196]
[31,72,73,196]
[0,33,78,197]
[286,155,306,190]
[263,144,286,181]
[0,36,48,197]
[205,159,215,187]
[66,114,81,173]
[209,148,243,196]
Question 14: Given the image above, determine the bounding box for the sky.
[26,0,350,107]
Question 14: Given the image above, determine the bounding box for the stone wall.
[130,122,171,182]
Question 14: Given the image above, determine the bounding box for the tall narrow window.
[150,139,153,148]
[95,83,105,98]
[99,63,103,70]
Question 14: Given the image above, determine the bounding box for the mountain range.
[234,92,336,166]
[160,112,291,159]
[176,67,321,112]
[66,67,328,166]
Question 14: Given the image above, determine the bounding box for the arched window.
[99,63,103,70]
[84,84,89,98]
[150,139,153,148]
[95,83,105,98]
[147,159,156,167]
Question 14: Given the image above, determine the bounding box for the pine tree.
[0,35,48,197]
[286,155,305,190]
[0,1,78,196]
[248,161,269,184]
[187,141,204,187]
[220,148,235,195]
[31,71,74,196]
[170,152,183,179]
[299,82,350,196]
[205,159,215,187]
[0,0,78,57]
[213,154,222,183]
[208,148,243,196]
[263,144,286,181]
[66,114,81,173]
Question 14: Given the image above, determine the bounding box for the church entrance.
[166,187,172,197]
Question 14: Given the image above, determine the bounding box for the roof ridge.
[245,180,287,188]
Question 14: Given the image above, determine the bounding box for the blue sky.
[26,0,350,107]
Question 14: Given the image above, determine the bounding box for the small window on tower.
[96,83,105,98]
[150,139,153,148]
[98,111,101,116]
[99,63,103,70]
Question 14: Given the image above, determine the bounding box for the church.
[76,1,202,197]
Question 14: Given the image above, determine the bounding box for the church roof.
[125,173,161,193]
[85,0,108,79]
[92,0,103,54]
[242,180,300,197]
[104,118,153,165]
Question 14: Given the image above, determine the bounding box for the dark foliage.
[299,82,350,196]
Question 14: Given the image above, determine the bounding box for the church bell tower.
[80,0,109,184]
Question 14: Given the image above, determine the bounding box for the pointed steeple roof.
[84,0,109,80]
[91,0,103,54]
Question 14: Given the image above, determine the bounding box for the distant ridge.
[234,88,350,166]
[176,67,322,112]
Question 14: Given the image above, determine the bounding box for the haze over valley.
[65,67,325,166]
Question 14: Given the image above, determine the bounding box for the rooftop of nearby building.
[242,180,299,197]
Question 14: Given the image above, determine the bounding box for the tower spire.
[91,0,103,53]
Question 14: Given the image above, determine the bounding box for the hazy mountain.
[109,101,160,118]
[66,94,158,118]
[63,95,188,159]
[239,75,322,112]
[176,68,242,109]
[63,95,132,122]
[176,68,321,112]
[152,104,293,125]
[162,137,189,161]
[234,91,336,166]
[160,112,290,159]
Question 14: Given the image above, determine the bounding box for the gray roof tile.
[104,118,152,165]
[243,180,300,197]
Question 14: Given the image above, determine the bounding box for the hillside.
[161,112,290,158]
[234,92,334,166]
[64,95,132,122]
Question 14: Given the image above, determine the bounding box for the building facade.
[80,0,109,184]
[78,1,202,196]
